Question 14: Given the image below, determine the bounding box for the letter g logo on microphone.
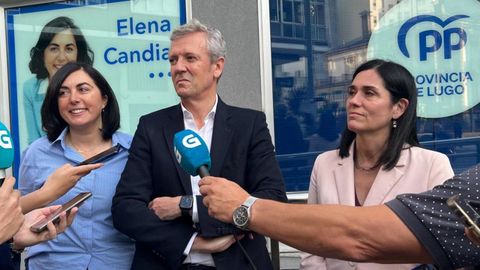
[0,130,12,149]
[182,134,201,148]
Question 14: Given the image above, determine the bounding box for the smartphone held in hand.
[30,192,92,233]
[77,144,121,166]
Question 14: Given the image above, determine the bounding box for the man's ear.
[213,57,225,79]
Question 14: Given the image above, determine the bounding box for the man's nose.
[172,58,187,73]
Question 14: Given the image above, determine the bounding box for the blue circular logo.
[368,0,480,118]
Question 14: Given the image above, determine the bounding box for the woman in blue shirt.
[19,62,134,270]
[24,16,94,144]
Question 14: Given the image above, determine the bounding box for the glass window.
[293,1,304,24]
[311,3,325,42]
[271,0,480,191]
[270,0,280,22]
[283,0,293,22]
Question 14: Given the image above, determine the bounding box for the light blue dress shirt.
[19,128,135,270]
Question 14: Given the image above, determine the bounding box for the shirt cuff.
[183,232,198,256]
[192,195,199,223]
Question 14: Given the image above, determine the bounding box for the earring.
[392,120,397,129]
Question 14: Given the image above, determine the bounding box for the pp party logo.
[367,0,480,118]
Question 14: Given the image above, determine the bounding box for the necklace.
[353,153,380,172]
[67,134,110,155]
[353,142,382,173]
[354,161,380,172]
[67,137,85,153]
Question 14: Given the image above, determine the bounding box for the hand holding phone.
[77,144,121,166]
[447,194,480,238]
[30,192,92,233]
[13,204,79,249]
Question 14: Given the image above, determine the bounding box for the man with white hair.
[112,19,287,270]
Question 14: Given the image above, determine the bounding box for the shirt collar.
[111,132,130,150]
[51,127,129,150]
[51,127,69,150]
[181,95,218,122]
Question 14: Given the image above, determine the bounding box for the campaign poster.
[6,0,186,172]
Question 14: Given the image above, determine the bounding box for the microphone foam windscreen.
[0,121,14,170]
[173,129,211,176]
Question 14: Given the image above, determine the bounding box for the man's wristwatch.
[233,196,258,230]
[179,195,193,217]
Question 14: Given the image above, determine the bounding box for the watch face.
[233,206,249,228]
[180,196,193,209]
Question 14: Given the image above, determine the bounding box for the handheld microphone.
[0,121,14,186]
[174,129,257,270]
[173,129,211,177]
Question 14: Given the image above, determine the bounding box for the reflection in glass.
[271,0,480,191]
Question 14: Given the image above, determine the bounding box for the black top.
[386,165,480,270]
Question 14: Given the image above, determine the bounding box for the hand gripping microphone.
[175,130,257,270]
[173,129,211,177]
[0,121,14,186]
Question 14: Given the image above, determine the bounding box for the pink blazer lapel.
[334,155,356,206]
[363,151,408,205]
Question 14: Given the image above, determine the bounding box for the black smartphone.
[30,192,92,233]
[447,194,480,237]
[77,144,121,166]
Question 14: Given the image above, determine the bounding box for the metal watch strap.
[242,196,258,209]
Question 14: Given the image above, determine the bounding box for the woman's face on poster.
[43,29,78,79]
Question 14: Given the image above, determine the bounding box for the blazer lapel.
[164,105,193,194]
[334,146,356,205]
[209,99,233,176]
[363,150,407,205]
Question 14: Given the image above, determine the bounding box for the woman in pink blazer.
[300,59,454,270]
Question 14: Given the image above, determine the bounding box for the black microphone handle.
[198,165,210,178]
[0,169,5,187]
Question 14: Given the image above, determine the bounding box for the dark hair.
[29,16,94,80]
[41,62,120,141]
[338,59,419,170]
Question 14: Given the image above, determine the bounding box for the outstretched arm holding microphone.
[199,165,480,269]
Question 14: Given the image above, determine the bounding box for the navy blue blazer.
[112,98,287,269]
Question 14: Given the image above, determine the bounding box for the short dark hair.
[41,62,120,141]
[29,16,94,80]
[338,59,419,170]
